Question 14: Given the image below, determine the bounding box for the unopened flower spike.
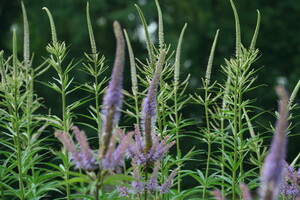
[100,21,125,158]
[142,49,166,152]
[261,85,289,200]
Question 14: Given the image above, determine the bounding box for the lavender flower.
[127,124,175,165]
[72,126,96,169]
[142,50,166,152]
[116,185,130,197]
[100,21,125,158]
[159,169,177,194]
[55,126,96,170]
[240,183,253,200]
[280,161,300,198]
[131,160,144,194]
[211,189,225,200]
[146,160,160,191]
[261,86,289,200]
[102,131,133,170]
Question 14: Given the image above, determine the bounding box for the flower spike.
[55,127,96,170]
[142,49,166,152]
[100,21,126,157]
[261,86,289,200]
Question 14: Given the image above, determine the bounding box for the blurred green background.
[1,0,299,177]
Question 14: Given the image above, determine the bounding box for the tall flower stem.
[202,84,212,199]
[12,30,25,200]
[202,29,219,199]
[43,8,71,199]
[144,163,149,200]
[173,23,187,193]
[86,2,104,147]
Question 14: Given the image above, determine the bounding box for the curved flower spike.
[100,21,125,157]
[261,86,289,200]
[142,49,166,152]
[55,126,96,170]
[159,169,177,194]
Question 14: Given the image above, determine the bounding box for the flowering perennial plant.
[1,1,300,200]
[280,161,300,198]
[55,126,96,170]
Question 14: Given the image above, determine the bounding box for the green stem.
[232,67,240,200]
[14,105,25,200]
[238,87,243,184]
[57,54,71,200]
[93,56,102,148]
[133,90,140,125]
[220,117,225,195]
[95,169,102,200]
[144,164,149,200]
[12,31,25,200]
[174,85,181,192]
[220,76,230,196]
[202,85,211,199]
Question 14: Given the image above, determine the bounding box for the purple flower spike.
[55,127,96,170]
[159,169,177,194]
[239,183,253,200]
[142,50,166,152]
[211,189,226,200]
[72,126,96,169]
[147,160,160,191]
[280,161,300,198]
[116,185,130,197]
[127,124,175,165]
[102,131,133,170]
[101,21,126,158]
[261,86,289,200]
[131,160,144,194]
[55,131,81,164]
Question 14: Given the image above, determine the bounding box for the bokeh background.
[1,0,300,187]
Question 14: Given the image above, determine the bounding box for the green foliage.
[0,1,299,200]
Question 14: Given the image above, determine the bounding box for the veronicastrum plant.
[191,0,263,198]
[0,2,57,199]
[0,0,300,200]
